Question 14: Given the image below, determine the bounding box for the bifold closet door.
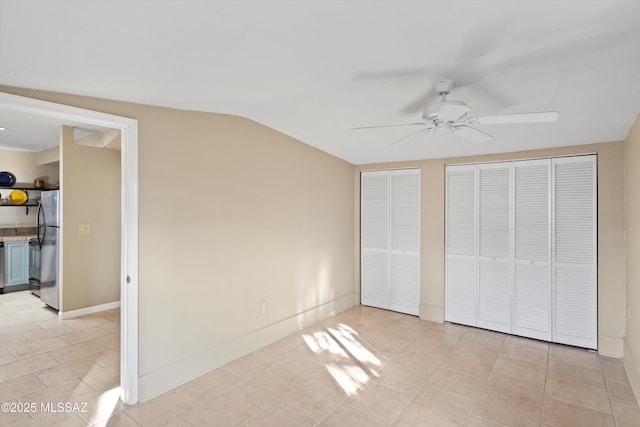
[477,163,512,333]
[445,165,477,326]
[513,159,552,341]
[552,156,597,349]
[361,169,420,315]
[446,156,597,349]
[389,170,420,315]
[361,171,390,310]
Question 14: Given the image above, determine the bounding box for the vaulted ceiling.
[1,1,639,164]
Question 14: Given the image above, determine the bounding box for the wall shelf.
[0,183,56,191]
[0,184,55,214]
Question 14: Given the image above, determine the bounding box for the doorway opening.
[0,92,139,404]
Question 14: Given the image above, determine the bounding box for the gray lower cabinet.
[4,240,29,286]
[29,244,40,280]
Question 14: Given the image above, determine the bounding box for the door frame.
[0,92,139,404]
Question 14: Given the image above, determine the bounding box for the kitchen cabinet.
[4,240,29,286]
[29,243,40,281]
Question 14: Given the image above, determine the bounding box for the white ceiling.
[1,0,639,164]
[0,107,110,151]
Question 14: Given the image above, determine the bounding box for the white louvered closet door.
[361,171,390,310]
[477,163,512,333]
[445,165,477,326]
[361,169,420,315]
[513,159,552,341]
[552,156,597,349]
[446,156,597,349]
[390,170,420,315]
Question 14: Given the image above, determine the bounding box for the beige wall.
[356,141,626,357]
[0,148,59,226]
[624,114,640,401]
[60,125,121,312]
[0,86,356,400]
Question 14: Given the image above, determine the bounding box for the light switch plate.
[78,223,91,234]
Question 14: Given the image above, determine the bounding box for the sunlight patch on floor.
[302,322,382,396]
[86,386,121,425]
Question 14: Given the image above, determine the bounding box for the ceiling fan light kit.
[354,79,559,146]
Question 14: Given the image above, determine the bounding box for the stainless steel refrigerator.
[37,190,60,310]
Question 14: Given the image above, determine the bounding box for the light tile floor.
[1,291,639,426]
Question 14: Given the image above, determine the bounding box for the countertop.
[1,235,36,242]
[0,226,37,243]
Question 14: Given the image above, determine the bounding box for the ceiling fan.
[353,79,559,145]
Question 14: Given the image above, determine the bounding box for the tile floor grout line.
[601,357,621,427]
[539,333,551,427]
[461,329,504,427]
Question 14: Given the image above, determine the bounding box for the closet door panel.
[478,260,511,331]
[514,263,551,340]
[477,164,511,333]
[446,256,476,325]
[445,165,477,326]
[513,160,551,341]
[361,169,420,315]
[390,171,420,252]
[361,171,390,309]
[361,250,389,309]
[361,172,389,250]
[390,253,420,315]
[554,265,597,347]
[390,170,420,315]
[553,156,597,349]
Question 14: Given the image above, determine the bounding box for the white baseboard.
[59,301,121,319]
[137,292,356,402]
[598,334,624,358]
[623,340,640,406]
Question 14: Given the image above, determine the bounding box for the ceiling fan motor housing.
[423,100,470,123]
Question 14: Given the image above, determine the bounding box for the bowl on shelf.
[8,189,28,205]
[0,171,16,187]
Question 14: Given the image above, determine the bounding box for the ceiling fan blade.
[474,111,559,125]
[391,128,428,146]
[352,122,425,130]
[453,126,493,144]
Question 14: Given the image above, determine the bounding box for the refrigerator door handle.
[37,202,43,247]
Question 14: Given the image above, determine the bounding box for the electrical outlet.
[259,300,267,315]
[78,223,91,234]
